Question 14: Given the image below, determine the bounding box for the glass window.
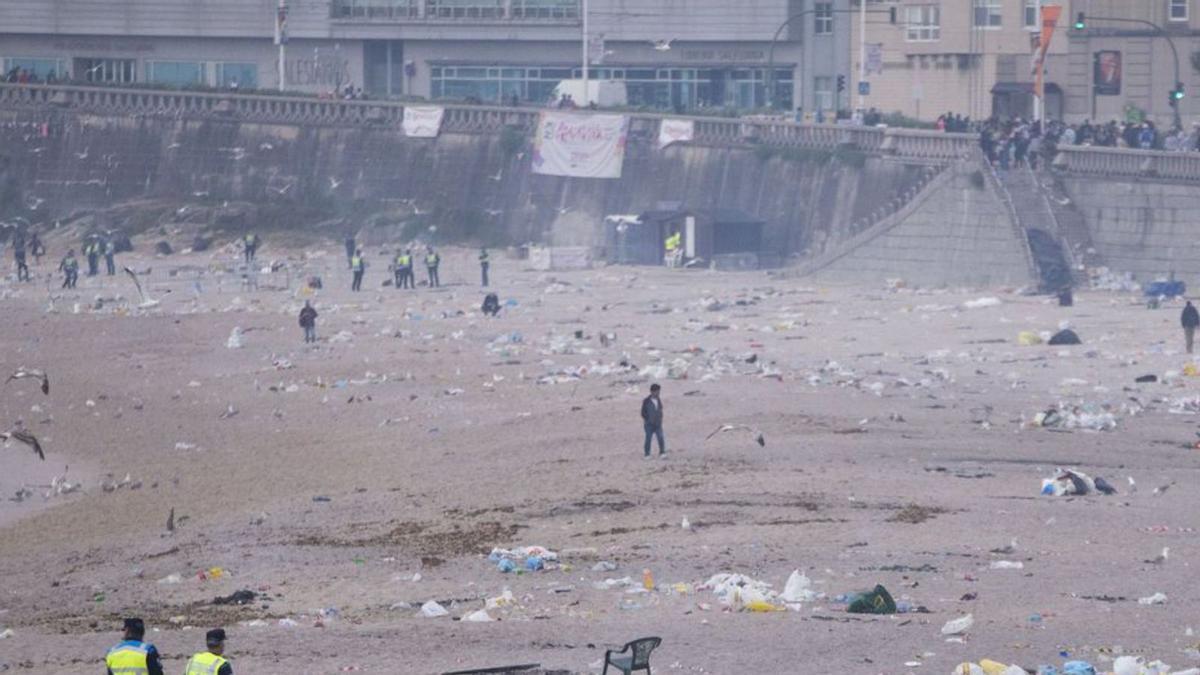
[814,76,833,112]
[1170,0,1188,21]
[4,57,65,82]
[1024,0,1038,29]
[905,5,940,41]
[75,58,136,83]
[216,62,257,89]
[426,0,505,18]
[815,2,834,35]
[511,0,579,19]
[973,0,1001,27]
[146,61,206,87]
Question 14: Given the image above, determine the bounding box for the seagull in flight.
[705,424,765,447]
[2,427,45,460]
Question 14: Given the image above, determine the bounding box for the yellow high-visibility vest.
[351,256,363,271]
[105,642,150,675]
[425,254,439,266]
[399,255,411,266]
[665,233,681,251]
[184,650,229,675]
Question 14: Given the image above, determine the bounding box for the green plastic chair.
[602,637,661,675]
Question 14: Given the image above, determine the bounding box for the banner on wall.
[1094,50,1122,96]
[657,118,695,149]
[532,112,629,179]
[403,106,445,138]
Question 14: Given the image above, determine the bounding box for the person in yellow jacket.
[664,231,682,268]
[105,617,164,675]
[185,628,233,675]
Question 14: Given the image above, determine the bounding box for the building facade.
[0,0,853,114]
[852,0,1198,125]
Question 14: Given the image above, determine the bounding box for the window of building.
[973,0,1001,27]
[1024,0,1038,29]
[512,0,579,19]
[216,62,258,89]
[146,61,206,87]
[815,2,834,35]
[430,65,791,110]
[333,0,420,18]
[905,5,940,41]
[426,0,505,18]
[1169,0,1188,21]
[3,57,65,82]
[814,75,834,112]
[75,58,136,83]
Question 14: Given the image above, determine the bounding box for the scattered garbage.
[488,546,558,573]
[1138,592,1168,605]
[1041,468,1117,497]
[846,584,896,615]
[988,561,1024,570]
[1048,329,1082,346]
[420,600,449,618]
[962,297,1002,309]
[212,590,258,606]
[780,570,819,604]
[1018,331,1044,346]
[462,609,493,622]
[225,327,244,349]
[941,613,974,636]
[1031,403,1119,432]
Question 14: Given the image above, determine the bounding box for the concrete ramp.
[789,162,1036,288]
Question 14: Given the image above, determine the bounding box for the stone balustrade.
[1053,145,1200,182]
[0,82,984,163]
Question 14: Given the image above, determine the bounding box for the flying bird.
[651,39,674,51]
[705,423,765,447]
[2,429,45,460]
[1144,546,1169,564]
[6,368,49,395]
[328,176,342,189]
[122,266,148,304]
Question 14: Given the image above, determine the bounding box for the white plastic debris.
[962,297,1002,309]
[1138,592,1168,605]
[941,613,974,636]
[225,327,244,349]
[420,600,449,618]
[780,570,819,604]
[485,590,515,610]
[462,609,494,623]
[157,573,182,584]
[989,561,1024,570]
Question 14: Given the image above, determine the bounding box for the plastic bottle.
[642,568,655,591]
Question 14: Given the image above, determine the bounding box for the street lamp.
[1073,13,1183,130]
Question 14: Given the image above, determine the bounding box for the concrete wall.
[813,166,1033,287]
[0,108,925,258]
[1060,176,1200,281]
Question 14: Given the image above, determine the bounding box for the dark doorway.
[364,41,404,98]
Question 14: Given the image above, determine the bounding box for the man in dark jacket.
[640,383,665,458]
[1183,301,1199,354]
[299,301,318,343]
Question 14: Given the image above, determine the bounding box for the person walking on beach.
[641,383,666,458]
[299,301,318,343]
[184,628,233,675]
[351,249,365,291]
[1183,301,1199,354]
[105,618,164,675]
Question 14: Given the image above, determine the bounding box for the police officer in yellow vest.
[425,246,441,288]
[185,628,233,675]
[395,249,413,289]
[243,233,260,264]
[105,617,165,675]
[664,231,681,268]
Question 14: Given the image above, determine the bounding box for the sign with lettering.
[657,118,695,149]
[533,112,629,179]
[403,106,444,138]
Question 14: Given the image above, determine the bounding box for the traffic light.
[837,75,846,93]
[1170,83,1185,106]
[1073,12,1086,30]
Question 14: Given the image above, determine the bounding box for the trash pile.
[488,546,559,573]
[1029,402,1125,432]
[1040,468,1117,497]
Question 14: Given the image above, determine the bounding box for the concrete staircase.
[992,165,1080,290]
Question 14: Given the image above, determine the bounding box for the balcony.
[331,0,581,23]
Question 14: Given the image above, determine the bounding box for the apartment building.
[0,0,853,113]
[853,0,1197,125]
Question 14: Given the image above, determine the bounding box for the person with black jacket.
[299,301,318,343]
[1182,301,1199,354]
[640,383,665,458]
